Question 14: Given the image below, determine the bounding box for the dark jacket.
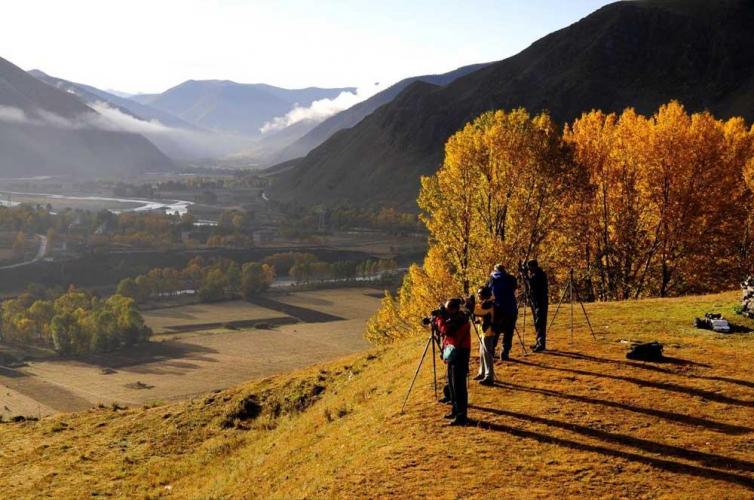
[528,268,549,308]
[488,270,518,315]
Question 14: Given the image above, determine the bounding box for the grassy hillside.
[2,291,754,497]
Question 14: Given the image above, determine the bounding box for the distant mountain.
[29,70,196,130]
[269,0,754,209]
[130,80,356,137]
[0,56,172,178]
[28,70,246,160]
[271,62,491,164]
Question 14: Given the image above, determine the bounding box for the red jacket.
[434,314,471,350]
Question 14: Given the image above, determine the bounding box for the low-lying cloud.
[0,102,252,160]
[260,83,385,134]
[0,102,165,132]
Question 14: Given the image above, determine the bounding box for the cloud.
[260,83,385,134]
[0,102,251,160]
[0,105,30,124]
[88,102,174,134]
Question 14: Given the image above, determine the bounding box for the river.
[0,190,193,216]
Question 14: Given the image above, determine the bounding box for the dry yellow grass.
[1,291,753,498]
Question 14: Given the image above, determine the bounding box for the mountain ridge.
[269,0,754,209]
[0,56,173,178]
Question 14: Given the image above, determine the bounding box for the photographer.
[432,298,470,426]
[488,264,518,360]
[523,260,549,352]
[469,286,496,385]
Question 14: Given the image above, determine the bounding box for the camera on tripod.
[421,305,448,325]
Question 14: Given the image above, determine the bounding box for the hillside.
[271,61,491,164]
[28,70,257,160]
[2,291,754,497]
[29,70,196,130]
[269,0,754,209]
[0,57,173,178]
[131,80,356,137]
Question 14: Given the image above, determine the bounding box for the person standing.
[470,286,496,386]
[434,298,471,426]
[525,260,549,352]
[488,264,518,360]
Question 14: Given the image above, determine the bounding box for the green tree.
[240,263,274,299]
[199,268,229,302]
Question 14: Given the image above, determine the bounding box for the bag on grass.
[626,342,664,362]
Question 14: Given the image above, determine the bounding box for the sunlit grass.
[1,291,753,498]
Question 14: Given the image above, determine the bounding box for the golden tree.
[369,109,583,341]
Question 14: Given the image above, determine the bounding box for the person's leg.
[475,341,485,380]
[446,363,457,416]
[538,305,548,348]
[502,318,513,359]
[452,349,469,421]
[482,336,495,382]
[533,305,547,350]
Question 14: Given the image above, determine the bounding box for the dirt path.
[0,234,47,270]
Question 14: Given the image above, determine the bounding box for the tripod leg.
[548,280,570,332]
[570,279,575,344]
[400,334,433,414]
[471,320,490,357]
[514,326,528,355]
[431,333,438,400]
[579,299,598,341]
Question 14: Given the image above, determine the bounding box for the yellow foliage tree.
[370,109,584,342]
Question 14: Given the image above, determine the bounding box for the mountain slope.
[132,80,356,136]
[28,70,256,160]
[271,62,491,163]
[0,57,173,178]
[1,292,753,497]
[269,0,754,209]
[29,70,197,130]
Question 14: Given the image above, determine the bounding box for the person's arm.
[473,302,486,317]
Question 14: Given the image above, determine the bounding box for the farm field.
[0,288,380,420]
[142,301,289,333]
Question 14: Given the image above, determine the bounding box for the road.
[0,234,48,270]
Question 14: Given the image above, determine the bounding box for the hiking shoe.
[443,412,456,419]
[532,344,546,353]
[448,416,468,426]
[473,374,485,381]
[479,379,494,386]
[500,352,510,361]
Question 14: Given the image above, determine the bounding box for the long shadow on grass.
[494,381,753,435]
[80,340,219,373]
[467,414,754,490]
[512,359,754,408]
[471,404,754,471]
[547,351,754,390]
[245,296,345,323]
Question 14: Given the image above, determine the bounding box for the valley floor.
[1,291,754,498]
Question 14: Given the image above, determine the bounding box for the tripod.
[548,268,597,342]
[401,323,442,413]
[401,311,495,414]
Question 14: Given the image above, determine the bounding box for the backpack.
[626,342,664,362]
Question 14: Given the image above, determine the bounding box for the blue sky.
[3,0,616,93]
